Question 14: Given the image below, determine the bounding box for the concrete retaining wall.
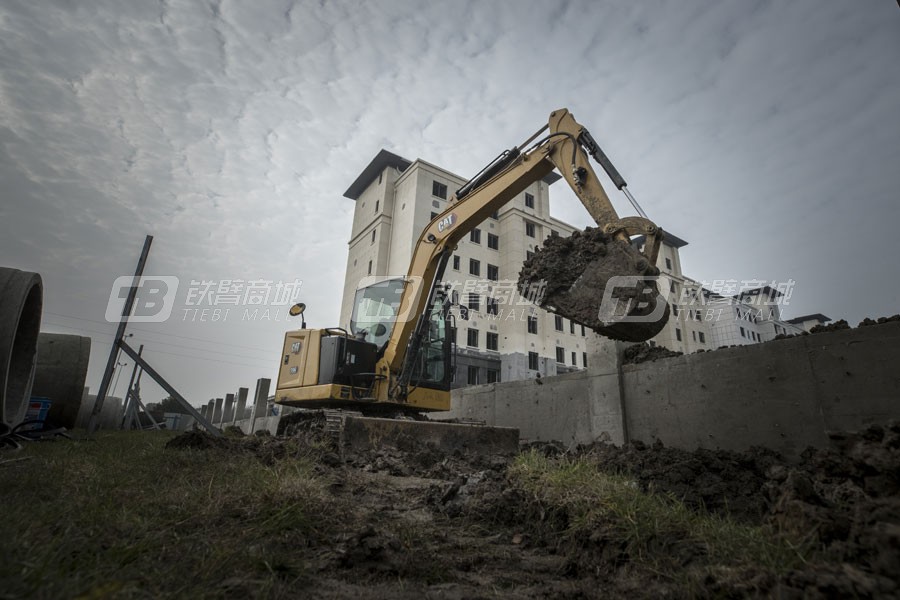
[440,322,900,457]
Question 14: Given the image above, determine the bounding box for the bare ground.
[163,417,900,599]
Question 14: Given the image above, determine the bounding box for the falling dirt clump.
[622,343,683,365]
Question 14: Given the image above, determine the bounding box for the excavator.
[274,108,668,417]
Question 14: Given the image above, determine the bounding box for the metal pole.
[123,366,145,431]
[131,380,161,430]
[120,345,144,429]
[117,340,222,437]
[89,235,153,432]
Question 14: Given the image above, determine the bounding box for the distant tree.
[152,396,190,414]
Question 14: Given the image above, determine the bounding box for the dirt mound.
[165,429,236,451]
[622,343,683,365]
[575,439,780,522]
[809,318,851,334]
[859,314,900,327]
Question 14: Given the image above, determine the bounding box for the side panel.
[277,329,321,390]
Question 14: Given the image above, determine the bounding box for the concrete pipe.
[0,267,43,427]
[31,333,92,429]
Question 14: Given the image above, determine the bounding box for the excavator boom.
[275,108,669,413]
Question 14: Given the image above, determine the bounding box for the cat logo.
[437,213,457,233]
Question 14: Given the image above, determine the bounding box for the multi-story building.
[340,150,592,388]
[632,232,712,354]
[633,236,807,351]
[785,313,832,333]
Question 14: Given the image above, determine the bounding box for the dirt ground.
[167,418,900,599]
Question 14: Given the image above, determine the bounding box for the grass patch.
[508,450,815,583]
[0,431,338,599]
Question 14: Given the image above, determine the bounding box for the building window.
[467,328,479,348]
[699,332,705,344]
[469,259,480,276]
[555,346,565,364]
[487,233,499,250]
[486,332,498,351]
[486,298,499,315]
[487,264,499,281]
[555,315,563,331]
[526,250,535,261]
[525,192,534,208]
[431,211,438,220]
[467,365,479,385]
[468,293,480,312]
[367,260,372,275]
[582,352,587,368]
[550,229,559,237]
[525,221,536,237]
[433,181,447,199]
[670,281,676,294]
[570,321,575,334]
[371,230,376,244]
[452,255,460,270]
[528,351,539,370]
[470,228,481,244]
[581,325,586,337]
[571,351,577,366]
[527,316,538,334]
[486,369,500,383]
[740,327,745,338]
[672,303,679,317]
[375,200,379,213]
[692,331,697,342]
[665,257,672,270]
[676,328,682,342]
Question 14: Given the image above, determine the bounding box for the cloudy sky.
[2,0,898,408]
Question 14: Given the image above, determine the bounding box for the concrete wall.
[440,322,900,457]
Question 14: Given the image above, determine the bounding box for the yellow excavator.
[275,108,668,415]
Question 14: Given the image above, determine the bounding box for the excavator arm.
[379,108,668,402]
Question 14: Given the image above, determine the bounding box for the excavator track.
[276,409,519,455]
[518,227,670,342]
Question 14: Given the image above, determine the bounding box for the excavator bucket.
[518,227,670,342]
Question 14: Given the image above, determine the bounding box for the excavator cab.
[275,277,453,412]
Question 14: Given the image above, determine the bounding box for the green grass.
[508,450,815,583]
[0,431,336,599]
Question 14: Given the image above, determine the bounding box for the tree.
[151,396,191,415]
